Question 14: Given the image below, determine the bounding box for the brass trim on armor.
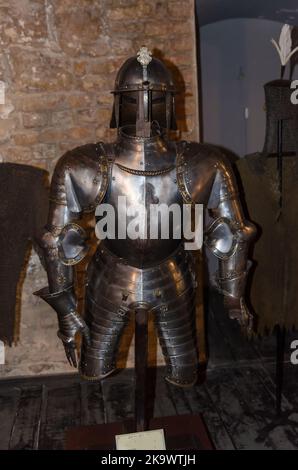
[49,197,67,206]
[116,162,175,176]
[79,369,116,381]
[95,157,109,204]
[84,153,113,213]
[176,146,193,204]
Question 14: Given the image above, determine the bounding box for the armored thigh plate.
[79,244,198,386]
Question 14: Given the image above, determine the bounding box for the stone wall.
[0,0,199,377]
[0,0,198,171]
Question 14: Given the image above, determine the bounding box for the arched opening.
[196,0,298,155]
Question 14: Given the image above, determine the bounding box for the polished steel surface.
[102,128,183,268]
[36,51,255,386]
[110,49,176,132]
[81,244,197,384]
[57,223,88,266]
[115,126,176,171]
[204,217,237,259]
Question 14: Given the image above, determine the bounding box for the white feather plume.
[271,24,298,66]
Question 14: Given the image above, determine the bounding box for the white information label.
[0,341,5,365]
[115,428,166,450]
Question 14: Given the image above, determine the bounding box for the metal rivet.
[155,289,162,298]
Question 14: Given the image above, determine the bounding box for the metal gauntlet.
[35,285,90,367]
[35,284,76,313]
[205,216,256,334]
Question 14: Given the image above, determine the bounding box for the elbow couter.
[40,229,57,250]
[237,221,257,243]
[35,230,59,263]
[243,221,257,242]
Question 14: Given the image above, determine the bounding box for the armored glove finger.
[57,331,78,367]
[224,296,254,337]
[57,311,91,367]
[239,298,254,338]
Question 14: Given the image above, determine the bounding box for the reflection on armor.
[57,223,88,266]
[35,48,256,387]
[81,244,197,386]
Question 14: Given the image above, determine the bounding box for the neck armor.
[114,125,176,172]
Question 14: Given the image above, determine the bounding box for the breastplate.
[99,129,183,268]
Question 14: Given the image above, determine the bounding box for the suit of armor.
[35,48,256,387]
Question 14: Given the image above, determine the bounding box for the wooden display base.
[65,414,214,450]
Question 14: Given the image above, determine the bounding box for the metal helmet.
[110,47,177,136]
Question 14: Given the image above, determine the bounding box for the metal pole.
[134,307,148,432]
[277,119,283,212]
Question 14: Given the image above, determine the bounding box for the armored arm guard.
[205,152,256,302]
[177,142,256,332]
[35,143,110,365]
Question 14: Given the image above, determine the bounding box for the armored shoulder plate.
[50,142,114,213]
[176,142,238,208]
[176,142,218,205]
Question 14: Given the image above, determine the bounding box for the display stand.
[274,118,285,416]
[65,308,214,450]
[275,324,286,415]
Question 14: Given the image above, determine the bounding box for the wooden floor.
[1,300,298,450]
